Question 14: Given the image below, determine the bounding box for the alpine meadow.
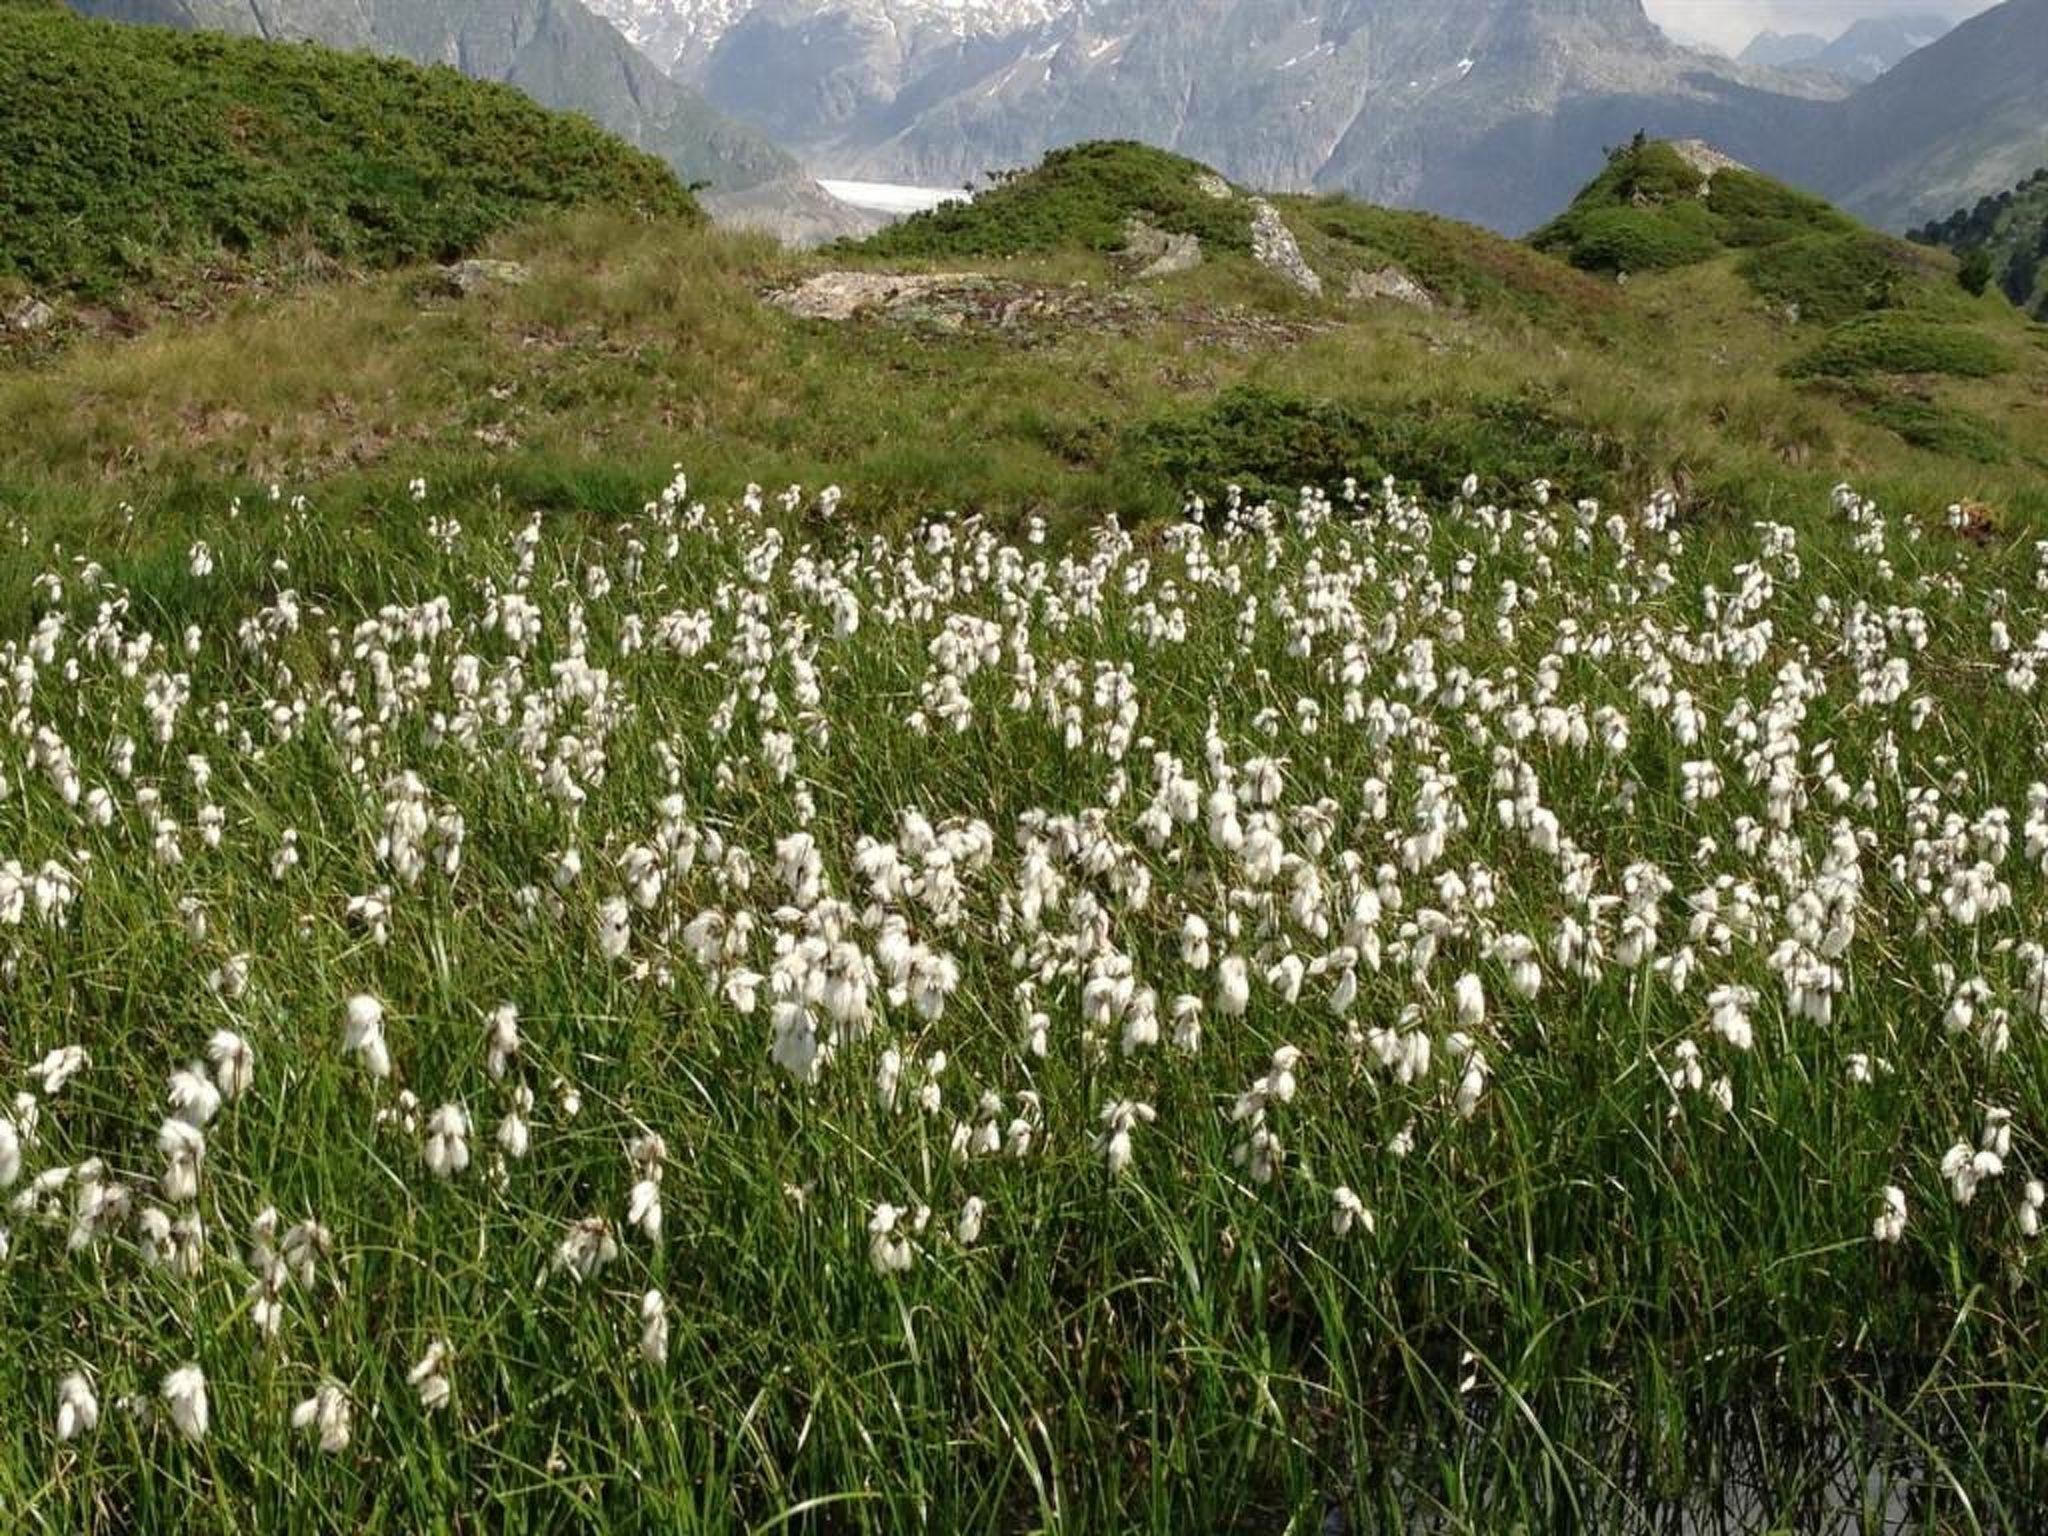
[5,0,2048,1531]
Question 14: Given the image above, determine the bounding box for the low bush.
[1120,385,1626,505]
[1854,393,2011,463]
[1535,141,1854,276]
[1538,205,1720,275]
[1786,315,2010,380]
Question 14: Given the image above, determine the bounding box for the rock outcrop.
[1123,218,1203,279]
[1249,201,1321,297]
[438,260,532,297]
[1347,265,1435,310]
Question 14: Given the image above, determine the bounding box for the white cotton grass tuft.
[290,1380,352,1454]
[867,1202,915,1275]
[553,1217,619,1283]
[1872,1185,1908,1244]
[409,1341,453,1411]
[32,1046,89,1097]
[638,1290,669,1367]
[342,994,391,1079]
[206,1030,255,1099]
[161,1363,209,1441]
[484,1003,521,1080]
[956,1195,986,1247]
[56,1371,99,1441]
[424,1104,471,1179]
[157,1119,204,1203]
[1331,1186,1374,1239]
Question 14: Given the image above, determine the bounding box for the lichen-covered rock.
[1668,139,1750,198]
[1249,199,1321,297]
[440,260,532,297]
[1669,139,1748,180]
[1123,218,1203,278]
[767,271,979,321]
[1347,265,1435,310]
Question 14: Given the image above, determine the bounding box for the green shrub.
[1785,315,2011,379]
[1120,386,1625,505]
[1738,234,1907,323]
[1571,140,1709,208]
[1701,168,1854,246]
[1537,205,1720,275]
[0,4,695,298]
[848,141,1254,261]
[1856,393,2011,462]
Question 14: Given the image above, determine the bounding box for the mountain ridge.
[643,0,1842,234]
[595,0,2040,240]
[1738,13,1951,83]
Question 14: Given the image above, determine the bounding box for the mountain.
[587,0,1065,76]
[1910,168,2048,316]
[1798,0,2048,232]
[616,0,1839,235]
[1806,14,1954,82]
[65,0,864,242]
[3,0,693,301]
[1740,14,1952,83]
[1738,30,1831,69]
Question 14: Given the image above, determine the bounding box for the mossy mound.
[848,142,1257,261]
[0,0,695,300]
[1534,141,1854,275]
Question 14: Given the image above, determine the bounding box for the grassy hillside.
[1910,168,2048,317]
[2,138,2044,541]
[1532,139,1925,313]
[1529,138,2044,462]
[0,0,695,306]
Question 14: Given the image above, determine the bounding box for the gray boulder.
[1347,265,1435,310]
[1123,218,1203,279]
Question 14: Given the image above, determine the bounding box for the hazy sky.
[1643,0,1999,52]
